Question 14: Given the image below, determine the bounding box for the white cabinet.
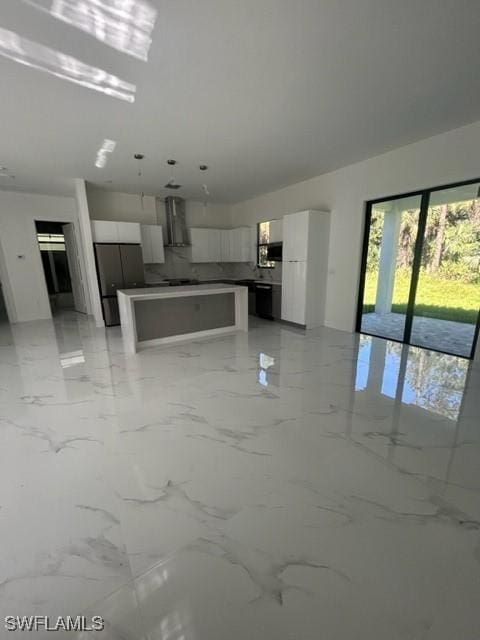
[190,228,211,262]
[141,225,165,263]
[281,261,307,325]
[91,220,118,243]
[91,220,141,244]
[190,227,252,263]
[220,229,233,262]
[118,222,141,244]
[234,227,252,262]
[208,229,222,262]
[282,211,309,261]
[269,219,283,243]
[281,210,330,329]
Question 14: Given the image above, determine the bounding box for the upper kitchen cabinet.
[140,225,165,263]
[208,229,222,262]
[91,220,141,244]
[233,227,252,262]
[118,222,141,244]
[190,228,211,262]
[269,219,283,243]
[282,211,310,261]
[91,220,118,243]
[190,227,252,263]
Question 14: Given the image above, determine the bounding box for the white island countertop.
[117,284,248,352]
[118,283,242,298]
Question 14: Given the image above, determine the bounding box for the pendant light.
[199,164,209,211]
[134,153,145,209]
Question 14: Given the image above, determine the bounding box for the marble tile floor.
[0,312,479,639]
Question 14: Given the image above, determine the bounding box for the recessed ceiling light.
[199,164,208,171]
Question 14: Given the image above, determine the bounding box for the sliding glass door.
[359,194,422,341]
[357,179,480,359]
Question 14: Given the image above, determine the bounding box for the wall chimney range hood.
[165,196,190,246]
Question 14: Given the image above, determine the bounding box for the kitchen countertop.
[118,283,246,299]
[145,278,282,287]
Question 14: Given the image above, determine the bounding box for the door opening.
[357,178,480,359]
[36,221,87,317]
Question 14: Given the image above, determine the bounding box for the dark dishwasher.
[255,283,273,319]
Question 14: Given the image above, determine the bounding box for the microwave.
[266,242,283,261]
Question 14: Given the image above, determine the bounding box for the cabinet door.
[281,261,295,322]
[269,219,283,243]
[281,261,306,324]
[91,220,118,243]
[140,225,153,263]
[220,230,232,262]
[117,222,141,243]
[208,229,221,262]
[283,212,309,261]
[293,212,309,261]
[282,214,297,262]
[240,227,252,261]
[232,228,248,262]
[150,225,165,263]
[292,262,307,324]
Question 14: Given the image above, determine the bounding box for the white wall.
[75,179,104,327]
[86,186,234,230]
[0,190,80,322]
[86,186,157,224]
[231,120,480,355]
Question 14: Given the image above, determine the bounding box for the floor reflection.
[355,335,469,421]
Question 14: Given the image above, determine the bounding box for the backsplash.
[144,246,282,283]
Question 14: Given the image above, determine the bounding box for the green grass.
[363,270,480,324]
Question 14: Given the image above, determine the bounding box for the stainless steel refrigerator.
[94,243,145,326]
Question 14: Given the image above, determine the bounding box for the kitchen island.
[118,283,248,353]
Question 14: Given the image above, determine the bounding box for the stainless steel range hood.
[164,196,190,246]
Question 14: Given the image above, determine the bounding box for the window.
[257,221,275,268]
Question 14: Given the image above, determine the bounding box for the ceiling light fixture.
[134,153,145,209]
[165,159,181,190]
[95,138,116,168]
[199,164,210,205]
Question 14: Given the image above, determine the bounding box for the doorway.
[357,179,480,359]
[36,221,87,316]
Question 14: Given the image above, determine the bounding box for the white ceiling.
[1,0,480,203]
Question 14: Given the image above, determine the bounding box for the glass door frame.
[356,177,480,359]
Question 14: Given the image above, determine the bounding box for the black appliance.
[255,282,273,319]
[94,243,145,326]
[266,243,283,262]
